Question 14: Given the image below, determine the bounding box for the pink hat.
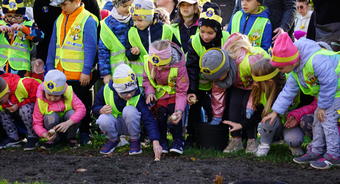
[271,32,300,67]
[293,30,307,40]
[148,40,172,66]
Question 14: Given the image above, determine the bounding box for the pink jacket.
[287,98,317,123]
[211,83,226,118]
[143,60,189,112]
[33,84,86,137]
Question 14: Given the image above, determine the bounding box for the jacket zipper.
[242,15,249,34]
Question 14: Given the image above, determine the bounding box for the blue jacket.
[126,22,181,61]
[227,8,272,51]
[103,1,114,11]
[272,38,340,114]
[98,16,133,77]
[92,81,160,141]
[46,16,97,75]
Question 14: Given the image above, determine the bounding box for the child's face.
[296,2,308,16]
[241,0,260,14]
[133,16,152,30]
[277,64,296,73]
[118,89,136,101]
[45,92,62,102]
[0,93,9,104]
[179,2,196,18]
[199,26,217,43]
[4,13,23,24]
[117,1,132,16]
[60,0,81,14]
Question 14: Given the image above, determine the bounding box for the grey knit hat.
[200,49,236,88]
[113,0,131,7]
[43,70,67,96]
[130,0,155,21]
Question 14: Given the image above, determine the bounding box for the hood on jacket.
[241,6,270,19]
[294,38,323,72]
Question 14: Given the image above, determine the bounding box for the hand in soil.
[153,140,162,161]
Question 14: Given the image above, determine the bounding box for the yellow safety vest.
[55,9,98,72]
[37,86,73,115]
[0,20,33,71]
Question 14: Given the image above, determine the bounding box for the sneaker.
[99,140,119,154]
[310,154,340,169]
[255,143,270,157]
[289,146,304,156]
[129,139,142,155]
[223,137,243,153]
[160,142,169,154]
[23,138,39,151]
[0,137,21,149]
[169,139,184,154]
[245,139,257,154]
[293,152,322,164]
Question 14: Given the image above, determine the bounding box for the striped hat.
[270,32,300,67]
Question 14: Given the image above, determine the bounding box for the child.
[262,33,340,169]
[0,0,44,77]
[227,0,272,51]
[143,40,189,154]
[46,0,98,145]
[93,64,162,160]
[98,0,133,84]
[185,2,229,146]
[32,70,86,149]
[171,0,200,53]
[0,73,40,150]
[126,0,180,86]
[222,33,269,153]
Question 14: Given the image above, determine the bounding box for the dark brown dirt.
[0,149,339,184]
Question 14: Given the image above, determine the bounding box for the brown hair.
[172,2,200,25]
[250,58,285,117]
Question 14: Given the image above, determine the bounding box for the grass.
[0,180,45,184]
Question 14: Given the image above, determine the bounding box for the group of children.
[0,0,339,170]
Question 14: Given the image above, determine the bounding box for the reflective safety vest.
[231,8,269,47]
[103,84,140,118]
[37,86,73,115]
[191,31,230,91]
[55,9,98,72]
[144,60,178,99]
[100,19,128,74]
[239,47,270,87]
[0,20,33,71]
[291,49,340,97]
[127,24,174,85]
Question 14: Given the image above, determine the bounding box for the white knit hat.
[44,70,67,95]
[130,0,155,21]
[112,64,138,93]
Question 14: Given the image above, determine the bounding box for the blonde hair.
[150,40,171,80]
[250,58,285,117]
[224,34,252,59]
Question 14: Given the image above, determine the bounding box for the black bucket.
[196,123,229,151]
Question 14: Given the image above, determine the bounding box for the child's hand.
[316,108,325,122]
[100,105,112,114]
[285,116,299,128]
[42,131,57,142]
[131,47,140,55]
[146,94,157,105]
[170,110,182,124]
[31,59,45,74]
[152,140,162,161]
[222,120,242,132]
[80,73,90,86]
[187,93,197,105]
[6,104,18,113]
[103,75,112,84]
[55,120,74,133]
[261,111,278,125]
[10,24,23,31]
[0,25,10,32]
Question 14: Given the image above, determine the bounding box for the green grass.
[0,180,46,184]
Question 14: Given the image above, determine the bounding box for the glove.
[209,117,222,125]
[246,109,254,119]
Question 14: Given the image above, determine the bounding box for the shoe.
[245,139,257,154]
[160,141,169,154]
[99,140,119,154]
[80,132,91,145]
[223,137,243,153]
[293,152,322,164]
[0,137,21,149]
[117,136,129,147]
[289,146,304,156]
[23,138,39,151]
[169,139,184,154]
[256,143,270,157]
[310,154,340,170]
[129,139,142,155]
[40,141,56,150]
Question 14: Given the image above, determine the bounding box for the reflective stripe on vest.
[144,59,178,99]
[128,24,174,85]
[192,31,230,91]
[291,49,340,97]
[55,9,98,72]
[0,20,33,71]
[100,19,128,74]
[103,84,140,118]
[231,8,269,47]
[37,86,73,115]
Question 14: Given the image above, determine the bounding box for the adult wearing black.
[33,0,100,62]
[232,0,296,41]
